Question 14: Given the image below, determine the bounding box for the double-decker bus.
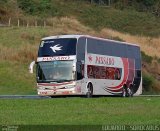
[30,35,142,97]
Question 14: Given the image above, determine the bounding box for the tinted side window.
[127,45,141,59]
[87,38,111,55]
[136,70,141,78]
[87,38,127,57]
[135,58,141,70]
[77,37,86,61]
[127,45,141,69]
[76,62,84,80]
[109,42,127,57]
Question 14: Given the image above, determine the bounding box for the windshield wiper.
[56,79,73,83]
[38,79,73,83]
[42,55,50,57]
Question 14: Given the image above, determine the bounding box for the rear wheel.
[86,83,93,98]
[128,85,134,97]
[122,85,129,97]
[122,85,133,97]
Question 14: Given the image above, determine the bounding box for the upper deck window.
[38,38,77,57]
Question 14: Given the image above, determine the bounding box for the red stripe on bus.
[105,58,129,92]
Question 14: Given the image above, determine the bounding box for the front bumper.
[37,88,81,96]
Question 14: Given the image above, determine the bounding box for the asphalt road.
[0,95,50,99]
[0,95,160,99]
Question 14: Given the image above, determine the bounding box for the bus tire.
[122,85,128,97]
[86,83,93,98]
[128,85,134,97]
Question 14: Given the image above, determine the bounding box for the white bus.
[30,35,142,97]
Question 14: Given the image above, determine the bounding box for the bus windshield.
[38,38,77,57]
[37,61,74,83]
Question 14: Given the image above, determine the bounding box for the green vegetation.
[82,7,160,36]
[0,60,36,95]
[158,58,160,63]
[142,73,155,92]
[17,0,58,17]
[16,0,160,17]
[1,0,160,36]
[0,97,160,125]
[141,51,153,63]
[110,36,125,42]
[113,0,160,15]
[0,27,49,94]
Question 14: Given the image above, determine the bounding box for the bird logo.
[50,44,63,53]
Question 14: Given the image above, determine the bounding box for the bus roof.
[42,35,140,47]
[42,35,82,40]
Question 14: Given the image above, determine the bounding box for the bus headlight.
[39,86,46,90]
[65,86,74,89]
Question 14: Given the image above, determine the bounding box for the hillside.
[0,18,160,94]
[0,0,160,36]
[0,0,160,94]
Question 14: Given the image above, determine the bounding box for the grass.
[0,97,159,125]
[0,60,36,95]
[0,27,48,48]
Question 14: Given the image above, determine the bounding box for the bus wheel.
[122,85,128,97]
[86,83,93,98]
[128,85,134,97]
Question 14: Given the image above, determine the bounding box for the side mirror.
[29,61,35,73]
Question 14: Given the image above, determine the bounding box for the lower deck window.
[87,65,122,80]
